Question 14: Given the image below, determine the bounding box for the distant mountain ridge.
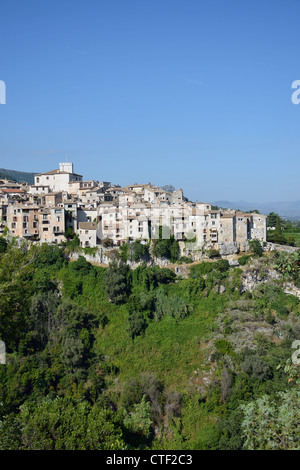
[212,200,300,219]
[161,185,176,192]
[0,168,35,185]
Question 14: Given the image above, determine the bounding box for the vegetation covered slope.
[0,238,299,450]
[0,168,35,184]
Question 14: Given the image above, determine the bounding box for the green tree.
[267,212,279,228]
[152,226,179,262]
[0,237,7,253]
[69,255,92,275]
[268,216,288,245]
[29,291,60,347]
[132,240,149,262]
[119,242,129,261]
[123,395,153,439]
[0,239,36,349]
[128,311,148,340]
[103,261,131,304]
[65,226,75,239]
[240,390,300,449]
[0,398,126,450]
[249,239,263,256]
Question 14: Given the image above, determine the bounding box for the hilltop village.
[0,162,267,256]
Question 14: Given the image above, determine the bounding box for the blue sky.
[1,0,300,203]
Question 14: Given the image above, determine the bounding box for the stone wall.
[263,242,299,253]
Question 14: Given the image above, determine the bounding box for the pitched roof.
[1,188,25,193]
[35,169,83,177]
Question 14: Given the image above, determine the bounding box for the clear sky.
[1,0,300,203]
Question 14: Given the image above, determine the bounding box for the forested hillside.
[0,168,35,184]
[0,236,299,450]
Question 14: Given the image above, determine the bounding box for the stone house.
[78,221,99,247]
[7,203,40,239]
[38,206,65,244]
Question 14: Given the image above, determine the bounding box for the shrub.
[70,256,92,274]
[206,249,220,259]
[189,259,229,278]
[241,354,272,381]
[102,238,114,248]
[0,237,7,253]
[65,226,75,239]
[179,256,193,264]
[128,312,148,340]
[238,255,251,266]
[215,339,234,356]
[154,290,191,321]
[132,265,176,290]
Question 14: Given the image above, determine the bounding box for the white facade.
[28,185,50,195]
[78,222,99,247]
[34,162,82,193]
